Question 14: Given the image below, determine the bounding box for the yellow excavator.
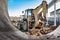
[22,0,48,32]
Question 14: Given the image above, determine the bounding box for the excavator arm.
[32,0,47,26]
[32,4,42,26]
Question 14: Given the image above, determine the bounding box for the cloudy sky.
[8,0,60,17]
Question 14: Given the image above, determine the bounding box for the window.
[25,9,32,18]
[28,10,31,16]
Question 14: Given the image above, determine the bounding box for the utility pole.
[54,0,56,26]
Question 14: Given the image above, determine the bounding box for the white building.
[48,9,60,25]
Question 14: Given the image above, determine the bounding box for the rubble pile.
[26,23,58,36]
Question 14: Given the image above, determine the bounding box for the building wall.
[47,17,60,25]
[47,9,60,24]
[50,9,60,17]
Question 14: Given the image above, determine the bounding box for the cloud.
[8,8,25,17]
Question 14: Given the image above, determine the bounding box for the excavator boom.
[32,0,47,26]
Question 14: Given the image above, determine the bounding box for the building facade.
[48,9,60,25]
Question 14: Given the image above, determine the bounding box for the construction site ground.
[23,24,58,36]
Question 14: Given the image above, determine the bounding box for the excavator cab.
[25,9,32,20]
[22,9,35,32]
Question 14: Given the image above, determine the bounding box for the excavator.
[22,0,48,31]
[22,0,58,36]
